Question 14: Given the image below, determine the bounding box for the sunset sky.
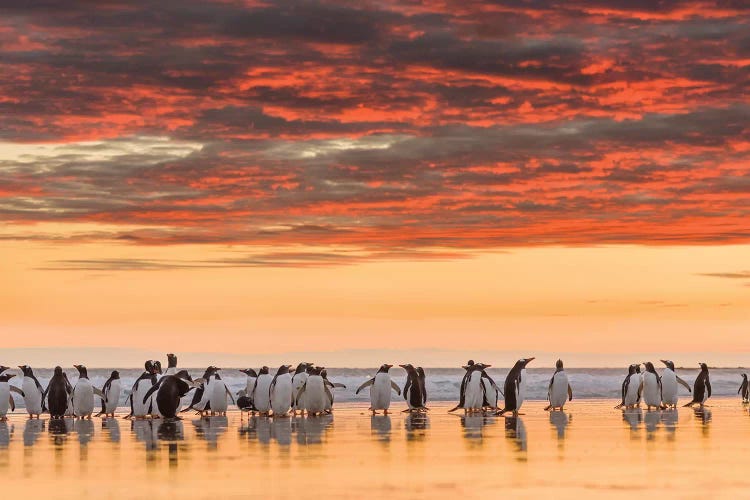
[1,1,748,367]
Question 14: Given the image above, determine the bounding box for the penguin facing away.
[739,374,749,403]
[0,374,24,420]
[497,358,534,416]
[239,368,258,413]
[19,365,45,418]
[165,353,178,376]
[684,363,711,407]
[44,366,71,419]
[545,359,572,411]
[355,364,401,415]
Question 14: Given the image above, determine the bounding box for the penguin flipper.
[142,378,165,405]
[332,383,346,389]
[9,395,15,412]
[225,384,236,404]
[355,379,374,395]
[10,386,24,397]
[676,376,691,392]
[390,381,401,396]
[295,384,307,407]
[324,385,334,406]
[568,385,573,401]
[93,387,105,399]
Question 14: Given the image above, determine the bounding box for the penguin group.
[2,356,750,423]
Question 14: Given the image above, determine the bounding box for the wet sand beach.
[1,399,748,499]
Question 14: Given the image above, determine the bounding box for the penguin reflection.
[504,416,527,454]
[75,418,95,446]
[693,407,711,437]
[661,408,678,438]
[193,415,228,448]
[157,420,184,441]
[102,417,121,443]
[0,421,12,448]
[644,410,661,439]
[370,415,392,443]
[131,419,158,451]
[405,412,429,441]
[48,418,69,446]
[270,417,292,446]
[549,411,569,440]
[295,414,333,445]
[460,413,495,442]
[23,418,44,447]
[622,407,642,432]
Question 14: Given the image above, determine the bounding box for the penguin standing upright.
[635,364,643,406]
[252,366,273,415]
[497,358,534,416]
[615,364,640,409]
[97,370,121,418]
[165,354,178,376]
[684,363,712,407]
[291,363,311,415]
[126,361,159,419]
[739,374,749,403]
[545,359,573,411]
[72,364,101,418]
[270,365,293,416]
[142,370,202,419]
[321,369,346,413]
[239,368,258,413]
[416,367,428,410]
[659,360,691,408]
[182,366,218,415]
[400,364,426,412]
[449,362,498,413]
[356,364,401,415]
[18,365,45,418]
[208,372,234,416]
[296,366,330,416]
[44,366,72,419]
[0,374,24,420]
[641,362,662,410]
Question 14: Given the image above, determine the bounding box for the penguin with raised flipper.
[660,360,691,408]
[496,358,534,416]
[400,364,426,413]
[181,366,218,415]
[0,373,24,420]
[545,359,573,411]
[684,363,711,407]
[142,370,203,419]
[19,365,45,418]
[739,374,749,403]
[44,366,71,419]
[96,370,121,418]
[321,369,346,413]
[356,364,401,415]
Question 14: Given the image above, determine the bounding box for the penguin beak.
[659,360,668,365]
[385,364,392,369]
[398,364,407,369]
[526,357,535,364]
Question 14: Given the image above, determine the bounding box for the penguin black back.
[46,366,70,418]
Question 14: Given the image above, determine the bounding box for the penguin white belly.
[105,380,121,414]
[210,381,228,413]
[516,369,527,410]
[624,375,639,406]
[292,374,308,411]
[303,377,327,414]
[464,372,484,409]
[150,375,163,417]
[642,373,661,407]
[132,380,154,417]
[661,370,678,405]
[165,367,177,376]
[253,375,273,413]
[701,382,709,403]
[370,373,391,410]
[22,377,42,415]
[271,374,292,415]
[65,393,75,416]
[246,377,257,395]
[73,379,95,416]
[0,383,9,416]
[482,379,498,408]
[549,372,569,408]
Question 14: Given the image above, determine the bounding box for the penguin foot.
[543,405,552,411]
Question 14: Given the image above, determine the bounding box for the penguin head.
[167,353,177,368]
[477,363,491,370]
[294,363,307,374]
[643,362,656,373]
[53,366,63,376]
[309,366,323,376]
[0,366,9,375]
[556,359,564,370]
[18,365,32,376]
[259,366,270,375]
[0,374,16,382]
[276,364,292,375]
[110,370,120,379]
[240,368,258,378]
[462,360,475,370]
[152,360,163,375]
[518,357,535,368]
[660,360,674,371]
[635,364,642,373]
[74,364,88,378]
[743,373,748,381]
[144,360,154,372]
[627,364,637,375]
[699,363,708,372]
[416,367,425,378]
[378,364,393,373]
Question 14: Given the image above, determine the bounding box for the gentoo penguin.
[449,362,499,413]
[356,364,401,415]
[18,365,45,418]
[400,364,427,412]
[635,364,643,406]
[684,363,712,407]
[208,372,234,416]
[416,367,428,409]
[615,364,640,409]
[182,366,218,415]
[251,366,273,415]
[296,366,331,416]
[142,370,202,419]
[291,363,311,415]
[641,362,662,410]
[126,360,159,419]
[44,366,72,419]
[0,374,24,420]
[239,368,258,413]
[96,370,121,418]
[321,369,346,413]
[269,365,294,416]
[165,354,178,376]
[660,360,691,408]
[496,358,534,416]
[72,364,102,418]
[236,390,253,415]
[545,359,573,411]
[739,374,749,403]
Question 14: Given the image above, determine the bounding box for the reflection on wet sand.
[460,413,496,442]
[548,411,569,440]
[24,419,44,447]
[661,409,678,438]
[0,422,12,448]
[75,418,95,446]
[131,419,158,451]
[102,418,120,443]
[644,409,660,438]
[370,415,392,443]
[504,416,527,454]
[193,416,228,448]
[404,413,429,441]
[295,414,334,445]
[622,407,642,432]
[693,407,711,437]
